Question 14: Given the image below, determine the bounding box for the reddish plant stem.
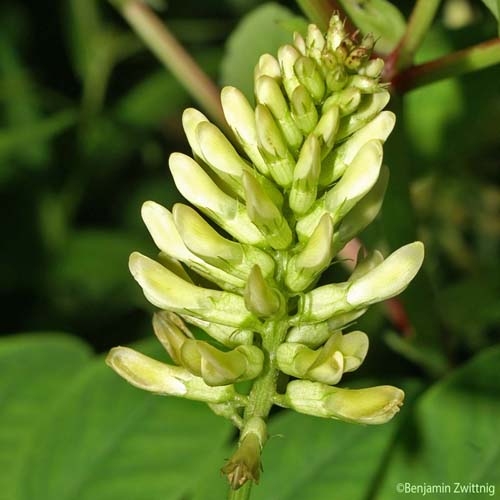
[391,37,500,93]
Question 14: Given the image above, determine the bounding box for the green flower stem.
[227,319,289,500]
[391,0,442,72]
[110,0,229,135]
[244,320,289,419]
[393,37,500,93]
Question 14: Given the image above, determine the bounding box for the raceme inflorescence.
[107,15,424,492]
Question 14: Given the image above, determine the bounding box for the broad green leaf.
[14,339,233,500]
[250,380,422,500]
[220,3,304,101]
[0,334,92,500]
[375,345,500,499]
[337,0,406,55]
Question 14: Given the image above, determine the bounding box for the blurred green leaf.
[440,277,500,349]
[220,2,304,101]
[337,0,406,55]
[13,338,232,500]
[0,110,77,183]
[375,345,500,498]
[404,28,464,162]
[0,32,58,168]
[114,71,189,127]
[0,334,92,500]
[50,229,147,311]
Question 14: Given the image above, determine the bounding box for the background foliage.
[1,0,499,498]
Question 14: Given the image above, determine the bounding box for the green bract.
[107,15,424,491]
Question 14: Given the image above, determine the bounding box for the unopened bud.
[242,172,293,250]
[296,140,383,240]
[289,135,321,215]
[285,380,404,424]
[254,53,281,82]
[293,31,306,55]
[244,265,283,317]
[173,203,275,280]
[182,108,209,159]
[255,104,295,188]
[360,58,385,78]
[169,153,266,246]
[277,44,301,99]
[305,24,325,63]
[129,252,260,329]
[312,105,340,157]
[321,111,395,186]
[152,311,191,364]
[346,242,425,307]
[106,347,236,403]
[255,76,302,151]
[337,91,390,140]
[325,140,383,222]
[326,14,347,51]
[294,56,325,103]
[141,200,245,290]
[290,85,318,135]
[333,165,389,252]
[221,86,269,176]
[285,214,333,292]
